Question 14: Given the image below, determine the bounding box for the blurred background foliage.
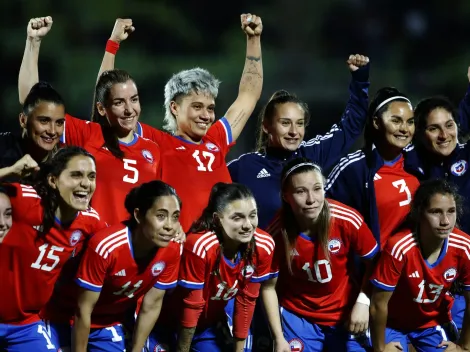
[1,0,470,161]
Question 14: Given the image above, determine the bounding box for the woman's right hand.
[274,337,291,352]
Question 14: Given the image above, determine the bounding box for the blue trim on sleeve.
[154,281,178,290]
[178,280,204,290]
[75,278,102,292]
[220,117,233,144]
[269,272,279,279]
[251,272,272,283]
[362,243,379,260]
[370,279,395,292]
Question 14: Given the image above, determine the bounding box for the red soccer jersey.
[178,229,275,338]
[72,223,181,328]
[374,156,420,248]
[0,183,105,325]
[137,119,233,232]
[268,199,378,326]
[61,114,161,225]
[370,228,470,330]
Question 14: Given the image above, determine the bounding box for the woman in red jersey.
[0,146,105,351]
[41,180,182,352]
[171,183,275,352]
[370,179,470,352]
[18,19,161,226]
[262,157,378,352]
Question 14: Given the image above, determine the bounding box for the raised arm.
[224,13,263,141]
[302,55,370,172]
[18,16,53,104]
[96,18,134,82]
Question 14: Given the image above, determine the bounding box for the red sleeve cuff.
[233,282,260,339]
[180,288,205,328]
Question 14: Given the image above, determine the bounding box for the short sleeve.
[178,242,207,290]
[6,183,43,223]
[251,232,275,283]
[153,242,181,290]
[352,223,378,260]
[75,243,110,292]
[205,117,233,156]
[60,114,95,147]
[136,122,167,146]
[370,241,405,291]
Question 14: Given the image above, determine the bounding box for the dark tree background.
[1,0,469,160]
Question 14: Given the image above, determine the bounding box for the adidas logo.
[115,269,126,277]
[409,271,420,278]
[290,248,299,256]
[373,173,382,181]
[176,146,186,150]
[257,168,270,178]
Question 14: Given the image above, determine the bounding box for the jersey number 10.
[302,260,333,283]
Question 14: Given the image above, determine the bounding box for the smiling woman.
[326,87,422,249]
[40,180,183,352]
[0,146,106,352]
[0,186,13,242]
[370,179,470,352]
[0,82,65,182]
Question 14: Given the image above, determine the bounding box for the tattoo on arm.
[246,55,261,62]
[230,110,246,130]
[176,327,196,352]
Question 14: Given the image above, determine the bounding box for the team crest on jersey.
[451,160,467,176]
[142,149,154,163]
[328,239,342,254]
[289,338,304,352]
[242,265,255,278]
[69,230,82,246]
[443,267,457,282]
[151,261,166,276]
[206,142,219,152]
[153,343,168,352]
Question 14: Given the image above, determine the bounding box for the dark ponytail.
[364,87,411,152]
[33,146,95,235]
[256,90,310,152]
[124,180,181,230]
[92,70,137,159]
[190,182,258,285]
[23,81,65,116]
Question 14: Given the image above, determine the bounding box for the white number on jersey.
[210,280,239,301]
[31,244,64,272]
[302,260,333,283]
[37,324,56,349]
[392,179,412,207]
[123,159,139,184]
[113,280,143,298]
[413,279,444,304]
[105,326,123,342]
[192,150,215,172]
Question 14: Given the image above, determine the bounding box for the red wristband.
[105,40,120,55]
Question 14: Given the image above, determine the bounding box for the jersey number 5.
[123,159,139,184]
[31,244,64,272]
[192,150,215,172]
[413,279,444,304]
[392,179,412,207]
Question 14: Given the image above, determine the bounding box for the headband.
[375,96,411,113]
[282,162,322,183]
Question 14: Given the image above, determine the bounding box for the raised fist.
[347,54,369,72]
[110,18,135,43]
[27,17,53,40]
[241,14,262,37]
[11,154,39,177]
